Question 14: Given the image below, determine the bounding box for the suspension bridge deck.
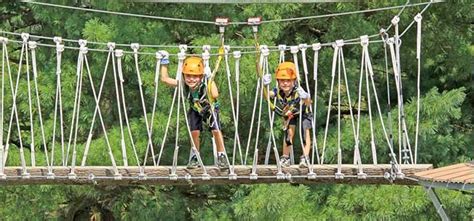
[0,164,432,185]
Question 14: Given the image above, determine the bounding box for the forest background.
[0,0,472,220]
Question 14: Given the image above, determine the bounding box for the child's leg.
[283,125,295,156]
[191,130,200,152]
[303,128,311,156]
[211,130,225,153]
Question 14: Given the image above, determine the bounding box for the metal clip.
[224,45,230,55]
[178,44,187,52]
[247,17,262,33]
[414,13,422,22]
[298,43,308,51]
[278,44,286,51]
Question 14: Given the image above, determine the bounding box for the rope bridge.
[0,2,436,185]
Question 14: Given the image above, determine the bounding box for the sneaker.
[279,156,290,168]
[187,156,200,169]
[299,156,308,168]
[217,154,229,169]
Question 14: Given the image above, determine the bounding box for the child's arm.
[158,50,178,87]
[209,80,219,99]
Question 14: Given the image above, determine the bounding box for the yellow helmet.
[182,56,204,75]
[275,62,297,80]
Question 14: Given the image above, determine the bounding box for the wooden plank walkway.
[0,164,432,185]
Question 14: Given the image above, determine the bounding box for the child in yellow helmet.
[263,61,312,168]
[159,51,228,169]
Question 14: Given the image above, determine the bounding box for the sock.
[218,152,225,157]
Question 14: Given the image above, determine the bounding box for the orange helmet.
[182,56,204,75]
[275,62,297,80]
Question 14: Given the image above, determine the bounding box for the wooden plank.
[0,164,432,185]
[414,163,466,177]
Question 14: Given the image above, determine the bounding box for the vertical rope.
[68,40,87,176]
[131,44,156,167]
[2,36,27,174]
[114,50,141,170]
[414,13,422,164]
[320,44,338,164]
[232,51,244,166]
[51,38,65,167]
[25,39,35,167]
[81,47,113,166]
[29,41,52,173]
[311,43,321,166]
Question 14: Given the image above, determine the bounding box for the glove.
[296,87,310,99]
[262,74,272,86]
[158,50,169,64]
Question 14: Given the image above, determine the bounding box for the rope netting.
[0,1,432,182]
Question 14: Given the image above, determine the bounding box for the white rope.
[250,48,266,178]
[224,46,243,171]
[24,1,436,26]
[381,32,395,162]
[25,38,36,167]
[114,50,142,170]
[68,41,87,175]
[244,58,262,165]
[131,44,157,167]
[354,43,365,166]
[113,46,128,167]
[232,51,244,166]
[360,36,377,165]
[311,43,321,165]
[264,44,284,165]
[170,51,183,177]
[414,13,422,164]
[51,39,65,166]
[320,43,338,164]
[2,36,27,174]
[261,46,284,177]
[80,46,118,170]
[29,41,52,173]
[146,50,162,167]
[297,44,315,174]
[0,38,7,176]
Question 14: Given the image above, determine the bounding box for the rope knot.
[107,42,116,50]
[53,36,62,45]
[414,13,422,22]
[80,46,88,54]
[178,51,186,61]
[391,15,400,25]
[290,45,299,54]
[21,33,29,42]
[333,39,344,49]
[312,43,321,51]
[202,51,210,60]
[278,44,286,51]
[56,44,64,53]
[28,41,37,49]
[298,44,308,51]
[178,44,187,52]
[130,43,139,52]
[360,35,369,46]
[224,45,230,55]
[260,45,269,57]
[232,50,241,59]
[78,39,87,47]
[0,37,8,44]
[115,49,124,58]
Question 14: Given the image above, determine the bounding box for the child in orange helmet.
[263,61,312,168]
[159,51,228,169]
